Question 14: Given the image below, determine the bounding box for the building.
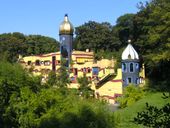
[121,40,140,86]
[19,14,145,104]
[59,14,74,68]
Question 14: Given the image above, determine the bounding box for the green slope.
[114,92,170,128]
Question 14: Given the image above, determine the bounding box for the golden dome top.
[59,14,74,35]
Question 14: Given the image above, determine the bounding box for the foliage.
[116,13,135,44]
[134,102,170,127]
[5,87,115,128]
[46,61,70,88]
[77,75,93,98]
[73,13,135,62]
[74,21,114,52]
[55,61,70,88]
[0,61,115,128]
[133,0,170,85]
[114,92,170,128]
[0,32,59,62]
[134,93,170,127]
[0,61,42,127]
[116,84,144,108]
[47,71,57,86]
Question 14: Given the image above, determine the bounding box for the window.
[92,67,99,75]
[44,61,50,66]
[127,77,132,84]
[27,61,31,65]
[128,78,132,83]
[35,60,40,66]
[136,78,139,84]
[52,56,56,71]
[76,58,85,64]
[71,77,75,81]
[136,63,139,70]
[130,63,134,72]
[74,68,78,76]
[81,67,90,73]
[122,63,127,72]
[83,67,86,73]
[87,68,91,73]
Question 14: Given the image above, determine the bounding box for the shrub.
[116,84,144,108]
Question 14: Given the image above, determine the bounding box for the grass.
[114,92,170,128]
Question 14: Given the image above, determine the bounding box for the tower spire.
[59,14,74,68]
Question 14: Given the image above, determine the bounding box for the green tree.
[133,0,170,86]
[74,21,113,52]
[0,61,42,127]
[5,86,115,128]
[47,71,57,86]
[77,75,93,98]
[115,13,135,45]
[0,33,60,62]
[116,84,144,108]
[56,64,70,89]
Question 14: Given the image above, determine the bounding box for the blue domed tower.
[59,14,74,67]
[121,40,140,86]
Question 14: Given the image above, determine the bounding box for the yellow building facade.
[19,49,126,104]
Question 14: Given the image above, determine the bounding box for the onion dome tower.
[121,40,140,86]
[59,14,74,67]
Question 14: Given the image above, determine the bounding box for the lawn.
[114,92,170,128]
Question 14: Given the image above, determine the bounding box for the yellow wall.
[19,51,145,104]
[91,68,123,104]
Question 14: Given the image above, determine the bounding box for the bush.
[116,84,144,108]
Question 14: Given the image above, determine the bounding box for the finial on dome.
[128,39,131,44]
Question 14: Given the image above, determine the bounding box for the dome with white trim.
[121,41,139,60]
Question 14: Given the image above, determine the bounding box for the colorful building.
[19,14,145,104]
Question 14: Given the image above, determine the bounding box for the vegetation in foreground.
[0,61,115,128]
[0,61,170,128]
[115,91,170,128]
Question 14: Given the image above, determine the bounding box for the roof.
[121,44,139,60]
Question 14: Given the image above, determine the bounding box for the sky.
[0,0,148,41]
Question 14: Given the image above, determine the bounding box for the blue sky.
[0,0,148,40]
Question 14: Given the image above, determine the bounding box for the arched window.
[122,63,127,72]
[130,63,134,72]
[136,63,139,70]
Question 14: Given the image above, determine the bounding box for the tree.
[0,33,60,62]
[116,84,144,108]
[0,61,42,127]
[74,21,113,52]
[4,86,115,128]
[77,75,93,98]
[115,13,135,45]
[133,0,170,87]
[47,71,57,86]
[55,61,70,89]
